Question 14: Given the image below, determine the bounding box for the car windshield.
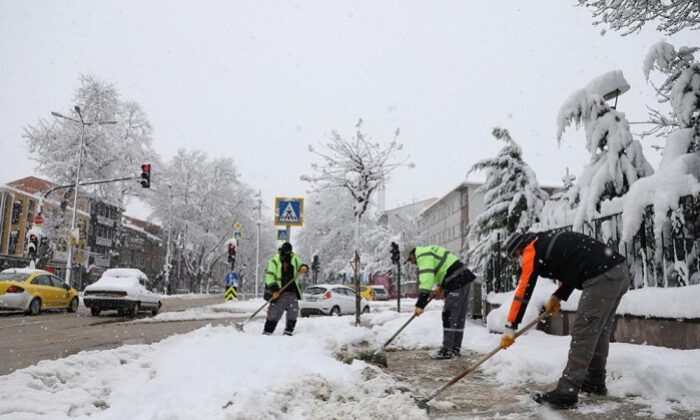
[0,273,30,282]
[304,287,327,295]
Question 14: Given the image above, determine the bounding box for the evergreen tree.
[466,128,548,289]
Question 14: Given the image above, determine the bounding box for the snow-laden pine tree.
[556,71,654,231]
[466,128,548,289]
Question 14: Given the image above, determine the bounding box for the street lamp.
[51,106,117,286]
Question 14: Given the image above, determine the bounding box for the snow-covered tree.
[23,75,159,206]
[296,188,397,283]
[466,128,548,284]
[578,0,700,36]
[301,119,412,325]
[147,149,273,293]
[642,41,700,143]
[622,42,700,286]
[556,71,654,231]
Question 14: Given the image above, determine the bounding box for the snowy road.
[0,295,228,375]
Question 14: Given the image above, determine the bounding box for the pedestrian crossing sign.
[274,197,304,227]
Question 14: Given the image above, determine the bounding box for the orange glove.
[298,265,309,275]
[545,296,561,315]
[414,307,424,317]
[500,327,515,349]
[271,291,281,301]
[434,286,444,299]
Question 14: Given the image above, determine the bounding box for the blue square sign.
[274,197,304,227]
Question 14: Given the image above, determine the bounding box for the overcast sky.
[0,1,696,222]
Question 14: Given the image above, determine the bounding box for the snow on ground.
[0,320,426,420]
[2,296,698,419]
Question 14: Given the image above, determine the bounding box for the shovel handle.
[235,279,296,330]
[382,294,435,349]
[425,311,549,403]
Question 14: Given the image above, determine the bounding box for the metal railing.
[483,194,700,293]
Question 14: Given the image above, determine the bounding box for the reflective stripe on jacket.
[265,252,304,296]
[415,246,459,292]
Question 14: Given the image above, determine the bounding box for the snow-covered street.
[2,303,698,419]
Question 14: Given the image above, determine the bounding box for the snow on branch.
[578,0,700,36]
[301,119,413,221]
[555,71,653,231]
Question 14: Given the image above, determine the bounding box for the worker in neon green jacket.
[405,246,476,359]
[263,242,308,336]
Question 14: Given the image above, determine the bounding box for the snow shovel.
[416,310,549,410]
[360,265,473,367]
[233,280,295,332]
[359,294,437,367]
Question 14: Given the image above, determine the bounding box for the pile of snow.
[0,324,426,420]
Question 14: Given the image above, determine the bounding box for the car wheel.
[129,302,140,318]
[362,305,370,314]
[27,298,41,316]
[330,306,341,316]
[91,307,101,316]
[151,302,161,316]
[67,297,79,313]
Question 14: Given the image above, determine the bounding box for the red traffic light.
[140,163,152,188]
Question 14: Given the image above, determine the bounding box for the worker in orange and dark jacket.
[499,230,629,410]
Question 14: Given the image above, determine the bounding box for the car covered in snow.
[300,284,370,317]
[83,268,161,317]
[0,268,79,315]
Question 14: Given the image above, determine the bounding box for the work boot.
[532,390,578,410]
[429,348,455,360]
[284,320,297,336]
[581,381,608,396]
[263,320,278,336]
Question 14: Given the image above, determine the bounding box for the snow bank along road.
[0,295,228,375]
[1,300,699,419]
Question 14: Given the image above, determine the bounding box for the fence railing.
[483,195,700,294]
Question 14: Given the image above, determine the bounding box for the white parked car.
[300,284,370,317]
[83,268,162,317]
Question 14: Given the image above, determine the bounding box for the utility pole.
[51,107,116,286]
[255,191,262,299]
[164,185,173,294]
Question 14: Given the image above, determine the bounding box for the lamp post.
[51,106,116,286]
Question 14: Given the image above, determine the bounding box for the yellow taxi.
[0,268,79,315]
[360,285,375,301]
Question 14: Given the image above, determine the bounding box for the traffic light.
[140,164,151,188]
[312,255,319,271]
[227,242,236,263]
[27,234,38,257]
[390,242,400,264]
